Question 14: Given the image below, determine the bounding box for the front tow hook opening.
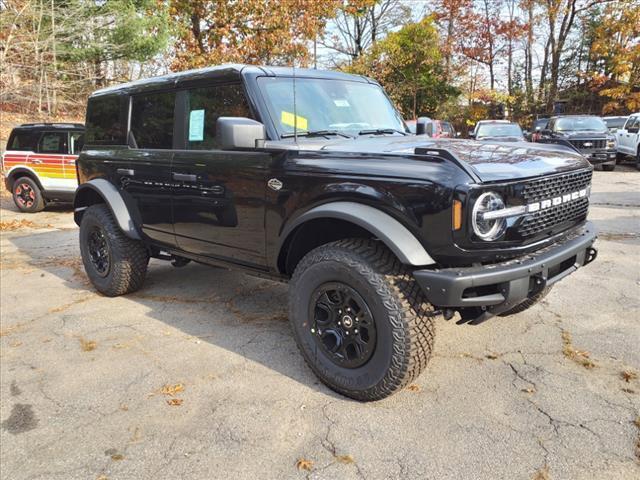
[585,247,598,265]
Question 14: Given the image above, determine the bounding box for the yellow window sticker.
[281,111,308,130]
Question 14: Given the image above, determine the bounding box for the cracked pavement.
[1,166,639,480]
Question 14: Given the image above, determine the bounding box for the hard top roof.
[15,122,84,130]
[91,64,375,97]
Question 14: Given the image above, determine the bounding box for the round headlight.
[472,192,507,241]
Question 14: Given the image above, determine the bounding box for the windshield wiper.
[281,130,352,139]
[358,128,408,136]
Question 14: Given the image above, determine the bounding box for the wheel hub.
[309,282,376,369]
[15,183,35,208]
[87,227,111,277]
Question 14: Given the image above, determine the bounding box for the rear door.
[34,131,68,189]
[171,83,270,267]
[120,91,177,246]
[619,116,639,155]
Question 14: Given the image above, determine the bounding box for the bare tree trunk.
[526,0,534,108]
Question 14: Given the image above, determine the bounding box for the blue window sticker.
[189,109,205,141]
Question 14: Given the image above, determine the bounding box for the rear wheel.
[12,177,45,212]
[289,238,437,401]
[79,204,149,296]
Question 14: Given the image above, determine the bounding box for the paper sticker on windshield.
[281,111,308,130]
[189,109,205,141]
[333,99,350,108]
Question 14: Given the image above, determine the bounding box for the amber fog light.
[452,199,462,230]
[472,192,507,240]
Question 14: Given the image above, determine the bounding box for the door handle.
[31,159,43,164]
[117,168,135,176]
[173,172,197,182]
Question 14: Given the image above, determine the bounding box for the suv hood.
[554,130,609,139]
[280,136,591,183]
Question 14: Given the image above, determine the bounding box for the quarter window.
[130,91,176,149]
[86,94,126,145]
[8,131,39,151]
[186,84,251,150]
[38,132,68,154]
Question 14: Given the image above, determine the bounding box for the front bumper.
[413,222,597,320]
[584,149,616,164]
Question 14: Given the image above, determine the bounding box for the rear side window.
[130,91,176,149]
[7,130,39,151]
[86,94,126,145]
[186,84,250,150]
[38,132,68,154]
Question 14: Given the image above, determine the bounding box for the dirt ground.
[1,166,639,480]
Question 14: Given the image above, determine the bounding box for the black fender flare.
[74,179,141,240]
[280,201,435,266]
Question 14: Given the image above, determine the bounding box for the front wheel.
[79,204,149,296]
[12,177,45,212]
[289,239,437,401]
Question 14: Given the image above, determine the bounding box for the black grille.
[569,139,606,150]
[517,169,592,238]
[522,169,592,203]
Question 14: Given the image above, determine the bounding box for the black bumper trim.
[413,222,597,311]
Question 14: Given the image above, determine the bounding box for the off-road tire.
[636,149,640,171]
[601,163,616,172]
[12,176,45,213]
[289,238,437,401]
[498,286,552,317]
[79,204,149,296]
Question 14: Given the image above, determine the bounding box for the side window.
[69,132,84,154]
[186,83,251,150]
[86,94,126,145]
[130,91,176,149]
[38,132,68,154]
[7,131,39,151]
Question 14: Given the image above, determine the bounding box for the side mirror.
[416,117,429,135]
[216,117,265,149]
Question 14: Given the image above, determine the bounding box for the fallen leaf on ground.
[621,370,638,383]
[0,219,35,231]
[485,353,499,360]
[561,330,596,369]
[79,337,97,352]
[110,454,124,461]
[532,465,550,480]
[406,384,421,392]
[166,398,183,406]
[335,454,354,464]
[621,388,636,394]
[295,458,313,471]
[521,388,536,394]
[160,383,185,396]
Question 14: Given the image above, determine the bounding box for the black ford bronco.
[74,65,597,400]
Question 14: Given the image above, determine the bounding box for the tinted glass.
[186,84,250,150]
[8,130,39,151]
[441,122,454,134]
[70,132,84,154]
[258,77,405,136]
[38,132,68,154]
[534,118,548,130]
[554,117,606,132]
[624,116,639,130]
[604,117,627,129]
[131,92,176,149]
[86,95,125,145]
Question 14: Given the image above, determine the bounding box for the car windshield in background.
[257,77,406,137]
[476,124,523,138]
[603,117,627,129]
[555,117,607,132]
[534,119,548,130]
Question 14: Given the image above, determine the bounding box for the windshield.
[603,117,627,129]
[476,123,523,138]
[257,77,406,137]
[555,117,606,132]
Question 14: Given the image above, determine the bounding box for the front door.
[121,91,177,246]
[171,83,269,267]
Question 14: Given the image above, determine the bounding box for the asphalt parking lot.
[1,166,639,480]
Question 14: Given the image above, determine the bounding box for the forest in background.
[0,0,638,131]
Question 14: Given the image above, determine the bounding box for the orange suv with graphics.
[2,123,84,212]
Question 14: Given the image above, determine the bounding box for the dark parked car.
[471,121,525,142]
[74,65,598,400]
[535,115,617,171]
[529,118,549,142]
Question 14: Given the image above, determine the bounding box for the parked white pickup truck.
[616,112,639,169]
